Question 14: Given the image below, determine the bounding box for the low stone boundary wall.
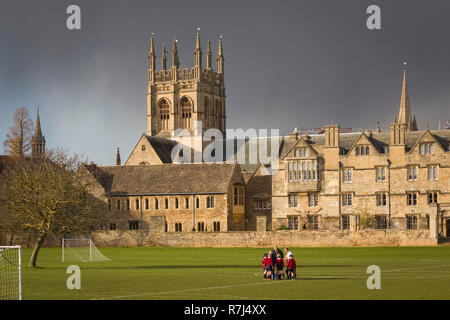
[2,229,436,248]
[90,229,436,247]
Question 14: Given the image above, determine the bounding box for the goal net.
[62,239,110,262]
[0,246,22,300]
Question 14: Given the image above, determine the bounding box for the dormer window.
[294,148,308,158]
[419,143,434,155]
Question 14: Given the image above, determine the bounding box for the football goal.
[0,246,22,300]
[62,239,110,262]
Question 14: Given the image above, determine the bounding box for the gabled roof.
[407,130,447,154]
[85,163,240,195]
[345,132,381,157]
[144,135,178,163]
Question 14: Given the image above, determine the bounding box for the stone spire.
[172,38,180,69]
[398,62,414,131]
[216,35,224,75]
[148,34,156,70]
[31,108,46,158]
[161,44,167,71]
[412,115,418,131]
[194,28,202,67]
[116,148,121,166]
[35,107,42,136]
[206,40,212,70]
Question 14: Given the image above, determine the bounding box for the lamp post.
[338,162,343,230]
[387,159,391,229]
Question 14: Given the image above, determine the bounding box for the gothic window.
[233,185,244,206]
[159,99,170,130]
[180,97,192,128]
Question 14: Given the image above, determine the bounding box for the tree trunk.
[26,230,32,248]
[29,235,46,267]
[9,231,14,246]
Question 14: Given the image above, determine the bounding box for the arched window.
[159,99,170,130]
[180,97,192,129]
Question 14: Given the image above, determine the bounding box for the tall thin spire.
[35,107,42,137]
[194,28,202,68]
[116,148,121,166]
[172,38,179,69]
[206,40,212,70]
[398,62,413,131]
[161,44,167,71]
[32,107,45,158]
[216,35,224,75]
[148,34,156,70]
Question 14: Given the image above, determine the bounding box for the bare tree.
[3,107,34,156]
[0,148,107,267]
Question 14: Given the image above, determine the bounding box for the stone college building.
[77,31,450,243]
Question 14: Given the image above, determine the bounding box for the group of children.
[262,246,296,280]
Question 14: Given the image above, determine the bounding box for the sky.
[0,0,449,165]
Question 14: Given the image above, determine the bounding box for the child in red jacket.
[275,254,284,280]
[286,254,297,280]
[262,253,274,280]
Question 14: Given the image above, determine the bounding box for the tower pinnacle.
[161,44,167,71]
[172,38,180,69]
[216,35,224,75]
[194,28,202,68]
[397,62,415,131]
[206,40,212,70]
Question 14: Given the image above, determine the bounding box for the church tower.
[146,30,226,138]
[31,109,46,158]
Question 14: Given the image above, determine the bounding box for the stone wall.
[88,229,436,248]
[3,228,437,248]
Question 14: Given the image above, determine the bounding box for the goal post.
[0,245,22,300]
[62,238,110,263]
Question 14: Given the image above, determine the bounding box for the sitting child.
[275,254,284,280]
[286,254,297,280]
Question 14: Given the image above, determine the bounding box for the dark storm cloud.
[1,0,449,165]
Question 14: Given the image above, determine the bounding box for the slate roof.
[145,135,178,163]
[85,163,239,195]
[141,129,450,165]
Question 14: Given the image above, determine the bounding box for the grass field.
[19,246,450,300]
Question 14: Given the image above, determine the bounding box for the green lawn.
[19,246,450,300]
